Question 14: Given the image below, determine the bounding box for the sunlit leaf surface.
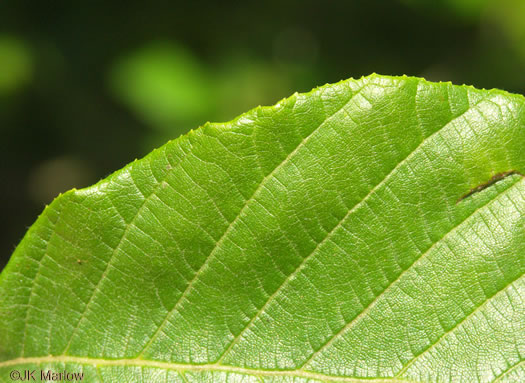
[1,75,524,382]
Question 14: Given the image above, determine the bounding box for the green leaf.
[1,74,524,382]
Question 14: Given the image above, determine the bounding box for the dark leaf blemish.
[457,170,524,203]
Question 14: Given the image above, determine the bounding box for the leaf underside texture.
[1,74,524,382]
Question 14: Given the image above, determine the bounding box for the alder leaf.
[1,75,524,382]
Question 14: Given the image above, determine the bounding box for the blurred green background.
[2,0,525,268]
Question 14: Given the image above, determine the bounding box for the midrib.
[0,355,410,382]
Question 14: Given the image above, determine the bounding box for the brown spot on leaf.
[457,170,524,203]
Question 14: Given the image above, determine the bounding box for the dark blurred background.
[2,0,525,269]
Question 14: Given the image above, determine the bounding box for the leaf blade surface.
[1,75,524,382]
